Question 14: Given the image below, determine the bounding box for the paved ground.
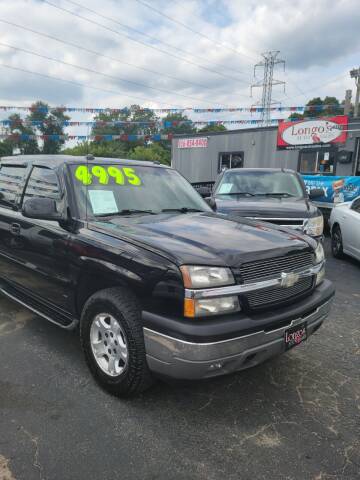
[0,239,359,480]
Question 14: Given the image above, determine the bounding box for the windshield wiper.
[95,209,156,217]
[218,192,255,196]
[260,193,296,197]
[161,207,204,213]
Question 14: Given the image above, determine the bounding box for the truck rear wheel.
[80,287,154,397]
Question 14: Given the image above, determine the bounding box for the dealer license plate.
[284,322,307,350]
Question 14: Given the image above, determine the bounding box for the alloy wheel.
[90,313,128,377]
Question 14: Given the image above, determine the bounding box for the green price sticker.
[74,165,141,186]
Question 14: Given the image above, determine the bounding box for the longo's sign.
[277,115,348,150]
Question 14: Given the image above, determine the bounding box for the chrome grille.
[237,251,313,284]
[247,218,305,229]
[246,277,313,309]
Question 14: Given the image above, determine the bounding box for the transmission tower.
[251,51,286,126]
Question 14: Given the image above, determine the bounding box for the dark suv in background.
[206,168,324,240]
[0,156,334,397]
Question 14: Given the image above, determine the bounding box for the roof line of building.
[172,125,278,138]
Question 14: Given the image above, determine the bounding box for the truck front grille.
[245,276,313,309]
[233,251,315,310]
[236,251,313,284]
[247,217,305,229]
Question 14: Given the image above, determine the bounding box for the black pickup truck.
[0,155,334,397]
[205,168,324,240]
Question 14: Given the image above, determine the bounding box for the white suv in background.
[330,197,360,262]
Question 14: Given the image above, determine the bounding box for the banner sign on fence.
[302,175,360,206]
[277,116,348,150]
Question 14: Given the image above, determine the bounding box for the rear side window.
[23,167,61,203]
[0,164,27,208]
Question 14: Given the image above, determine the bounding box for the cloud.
[0,0,357,116]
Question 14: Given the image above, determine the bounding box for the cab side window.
[23,167,61,203]
[351,198,360,213]
[0,164,27,208]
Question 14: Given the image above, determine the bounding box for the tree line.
[0,100,226,164]
[0,97,348,164]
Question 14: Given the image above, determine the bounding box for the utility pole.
[350,67,360,117]
[251,51,286,127]
[344,89,352,115]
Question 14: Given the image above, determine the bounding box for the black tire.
[331,225,344,259]
[80,287,154,397]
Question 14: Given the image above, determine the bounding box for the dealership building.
[171,116,360,184]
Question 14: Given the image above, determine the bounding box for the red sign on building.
[277,115,348,150]
[178,137,208,149]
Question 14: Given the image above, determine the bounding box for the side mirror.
[22,197,63,221]
[309,188,323,199]
[205,197,216,210]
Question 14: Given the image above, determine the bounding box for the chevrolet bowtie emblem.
[280,272,300,288]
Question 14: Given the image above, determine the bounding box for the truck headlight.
[180,266,234,288]
[314,242,325,264]
[304,215,324,237]
[314,243,325,285]
[316,265,325,286]
[184,296,241,318]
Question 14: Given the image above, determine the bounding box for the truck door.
[8,166,73,314]
[0,163,28,286]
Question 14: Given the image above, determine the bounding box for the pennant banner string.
[0,133,174,142]
[0,119,282,127]
[0,105,344,114]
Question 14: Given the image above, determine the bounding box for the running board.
[0,287,78,330]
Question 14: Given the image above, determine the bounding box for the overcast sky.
[0,0,359,124]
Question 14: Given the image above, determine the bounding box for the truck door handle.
[10,223,21,235]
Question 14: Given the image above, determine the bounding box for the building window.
[0,165,27,208]
[298,149,337,175]
[218,152,244,173]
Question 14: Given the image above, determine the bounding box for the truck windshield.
[216,170,304,198]
[69,163,210,218]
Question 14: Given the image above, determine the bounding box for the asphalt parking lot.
[0,238,359,480]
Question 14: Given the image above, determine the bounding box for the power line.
[0,18,215,92]
[0,42,228,106]
[42,0,251,87]
[133,0,258,63]
[64,0,251,81]
[0,63,186,108]
[280,74,349,103]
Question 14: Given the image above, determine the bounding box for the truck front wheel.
[80,287,154,397]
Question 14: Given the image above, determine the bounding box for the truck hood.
[214,195,317,218]
[90,212,314,267]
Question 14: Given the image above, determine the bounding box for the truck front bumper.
[143,285,334,380]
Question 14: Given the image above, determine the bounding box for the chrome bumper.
[144,298,333,380]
